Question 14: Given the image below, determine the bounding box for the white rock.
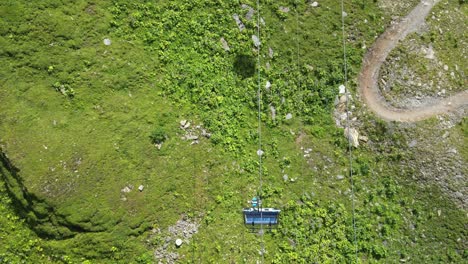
[220,37,230,51]
[339,95,347,104]
[265,81,271,90]
[424,45,435,59]
[138,185,144,192]
[121,186,132,193]
[336,175,344,180]
[257,149,264,156]
[340,112,348,121]
[243,5,255,21]
[443,65,448,71]
[252,35,260,47]
[344,127,359,147]
[175,239,183,247]
[442,131,449,138]
[311,1,319,7]
[103,38,111,46]
[358,136,368,142]
[185,135,199,141]
[233,14,245,31]
[283,174,289,181]
[279,6,290,13]
[270,105,276,120]
[447,148,457,154]
[339,84,346,94]
[342,11,347,17]
[285,113,293,120]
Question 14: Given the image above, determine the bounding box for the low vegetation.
[0,0,465,263]
[380,0,466,104]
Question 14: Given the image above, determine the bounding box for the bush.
[149,128,166,144]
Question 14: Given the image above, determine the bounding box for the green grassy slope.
[0,0,466,263]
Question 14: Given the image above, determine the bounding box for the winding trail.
[358,0,468,122]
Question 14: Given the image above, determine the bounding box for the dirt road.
[358,0,467,122]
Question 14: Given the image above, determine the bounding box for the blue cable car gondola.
[243,197,280,229]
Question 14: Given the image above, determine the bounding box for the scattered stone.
[447,148,457,154]
[121,186,132,193]
[339,95,348,104]
[190,140,199,145]
[408,140,417,148]
[285,113,293,120]
[279,6,290,13]
[201,130,211,138]
[311,1,319,7]
[342,11,347,17]
[233,14,245,31]
[150,219,199,263]
[138,185,144,192]
[180,120,191,129]
[283,174,289,181]
[344,127,359,147]
[155,143,163,150]
[265,81,271,90]
[270,105,276,120]
[340,112,348,121]
[443,65,448,71]
[442,131,449,139]
[220,37,230,51]
[242,4,255,21]
[175,239,183,247]
[437,209,441,216]
[423,45,435,59]
[339,84,346,94]
[336,175,345,180]
[252,35,260,47]
[358,135,368,142]
[269,47,274,58]
[103,38,111,46]
[185,135,199,141]
[257,149,264,156]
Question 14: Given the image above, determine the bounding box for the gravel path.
[358,0,467,122]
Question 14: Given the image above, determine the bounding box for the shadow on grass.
[233,54,256,79]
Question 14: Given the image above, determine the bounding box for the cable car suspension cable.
[340,0,359,261]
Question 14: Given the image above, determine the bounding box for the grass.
[0,0,466,263]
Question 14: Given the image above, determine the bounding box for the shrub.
[149,128,166,144]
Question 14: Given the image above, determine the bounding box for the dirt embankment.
[358,0,467,122]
